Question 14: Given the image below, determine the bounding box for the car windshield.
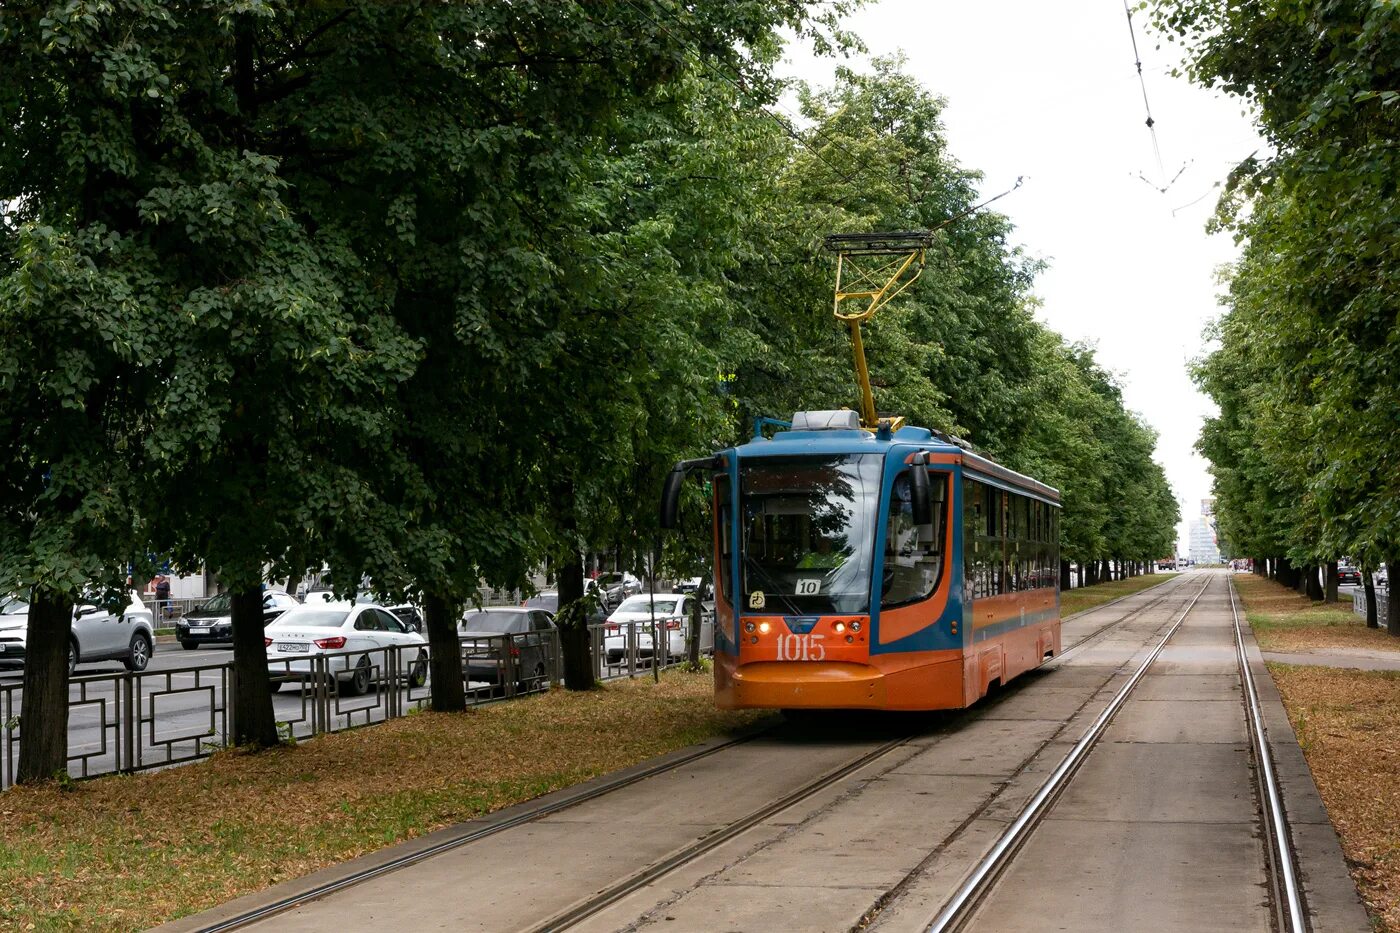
[270,610,348,629]
[616,596,679,615]
[739,454,881,614]
[0,596,28,615]
[524,594,559,612]
[199,593,232,613]
[461,611,521,634]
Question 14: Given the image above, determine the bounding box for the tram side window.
[963,478,1007,599]
[882,470,949,608]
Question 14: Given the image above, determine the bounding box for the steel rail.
[1228,577,1308,932]
[532,735,912,932]
[193,727,772,933]
[195,577,1196,932]
[1054,572,1197,662]
[924,575,1213,933]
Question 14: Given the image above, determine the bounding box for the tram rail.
[915,573,1306,933]
[187,574,1197,933]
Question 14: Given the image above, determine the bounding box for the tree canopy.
[2,1,1179,779]
[1153,0,1399,618]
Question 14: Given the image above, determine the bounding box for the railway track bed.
[161,573,1367,933]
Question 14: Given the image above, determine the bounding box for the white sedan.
[604,594,709,664]
[265,601,428,695]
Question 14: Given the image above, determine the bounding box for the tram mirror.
[910,462,932,527]
[660,464,687,530]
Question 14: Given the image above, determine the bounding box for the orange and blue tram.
[663,408,1060,712]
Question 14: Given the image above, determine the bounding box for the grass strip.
[1267,663,1400,932]
[0,670,763,931]
[1236,574,1400,653]
[1059,572,1176,618]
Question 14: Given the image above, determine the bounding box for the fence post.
[627,621,637,678]
[122,673,137,773]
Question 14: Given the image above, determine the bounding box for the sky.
[780,1,1265,553]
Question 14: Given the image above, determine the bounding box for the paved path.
[159,573,1368,933]
[1263,648,1400,671]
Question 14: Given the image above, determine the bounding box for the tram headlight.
[758,621,771,634]
[744,621,756,634]
[833,622,846,634]
[850,621,862,633]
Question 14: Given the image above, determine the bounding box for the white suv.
[0,592,156,676]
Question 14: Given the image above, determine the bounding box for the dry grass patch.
[1060,572,1176,618]
[0,670,764,931]
[1236,574,1400,654]
[1269,664,1400,932]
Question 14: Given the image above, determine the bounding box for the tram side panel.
[960,473,1062,705]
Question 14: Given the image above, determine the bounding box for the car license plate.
[276,642,308,653]
[189,627,210,635]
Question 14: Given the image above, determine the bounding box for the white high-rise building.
[1189,498,1221,563]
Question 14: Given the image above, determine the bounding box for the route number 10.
[776,633,825,661]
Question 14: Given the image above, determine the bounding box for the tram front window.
[739,454,881,614]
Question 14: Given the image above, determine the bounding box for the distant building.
[1188,506,1221,564]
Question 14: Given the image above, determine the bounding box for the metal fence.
[2,619,714,790]
[1353,588,1389,621]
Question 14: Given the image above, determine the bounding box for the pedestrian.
[154,574,172,619]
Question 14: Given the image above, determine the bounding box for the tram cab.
[663,409,1061,712]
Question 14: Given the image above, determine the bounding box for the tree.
[1158,0,1400,626]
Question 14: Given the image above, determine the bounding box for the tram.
[660,233,1061,711]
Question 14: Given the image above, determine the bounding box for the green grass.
[0,671,764,931]
[1060,573,1177,618]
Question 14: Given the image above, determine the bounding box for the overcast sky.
[781,1,1265,553]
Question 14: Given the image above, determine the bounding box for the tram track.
[191,574,1200,933]
[551,577,1209,933]
[905,572,1306,933]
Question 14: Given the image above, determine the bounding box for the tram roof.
[734,417,1061,504]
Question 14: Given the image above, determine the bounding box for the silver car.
[0,592,156,675]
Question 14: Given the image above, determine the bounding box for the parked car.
[603,594,710,664]
[0,591,154,676]
[265,601,428,695]
[385,604,424,634]
[460,607,555,692]
[523,592,559,614]
[1337,565,1361,586]
[177,589,299,649]
[586,571,642,606]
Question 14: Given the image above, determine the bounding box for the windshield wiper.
[741,555,803,617]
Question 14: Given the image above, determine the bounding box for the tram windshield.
[738,454,881,614]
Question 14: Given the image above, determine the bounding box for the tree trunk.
[1323,561,1338,603]
[1388,562,1400,637]
[230,586,279,748]
[558,551,594,689]
[17,589,74,784]
[424,593,466,712]
[1363,569,1379,629]
[1305,564,1324,601]
[1060,559,1072,591]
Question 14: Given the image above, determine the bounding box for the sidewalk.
[1262,647,1400,672]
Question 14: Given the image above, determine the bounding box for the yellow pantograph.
[824,232,933,431]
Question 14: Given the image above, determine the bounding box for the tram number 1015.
[776,633,825,662]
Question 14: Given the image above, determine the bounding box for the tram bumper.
[721,661,887,710]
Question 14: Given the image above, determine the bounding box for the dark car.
[460,608,555,692]
[177,590,299,649]
[1337,565,1361,586]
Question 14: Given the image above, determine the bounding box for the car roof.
[466,606,532,614]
